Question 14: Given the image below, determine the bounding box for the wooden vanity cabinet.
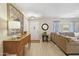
[3,34,31,56]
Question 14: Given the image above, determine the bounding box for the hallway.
[1,3,79,56]
[25,42,65,56]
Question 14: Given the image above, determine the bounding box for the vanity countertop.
[3,34,30,41]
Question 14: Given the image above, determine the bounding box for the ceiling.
[13,3,79,18]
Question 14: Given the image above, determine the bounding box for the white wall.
[0,3,7,55]
[0,3,7,20]
[0,3,7,41]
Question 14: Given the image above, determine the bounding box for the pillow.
[75,32,79,39]
[75,33,79,36]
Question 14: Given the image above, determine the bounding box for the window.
[53,21,76,32]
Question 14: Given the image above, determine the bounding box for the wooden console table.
[3,34,31,56]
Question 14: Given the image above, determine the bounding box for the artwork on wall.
[62,24,70,32]
[53,21,75,32]
[7,4,24,35]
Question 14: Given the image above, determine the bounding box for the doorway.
[29,21,40,42]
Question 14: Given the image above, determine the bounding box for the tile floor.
[25,41,65,56]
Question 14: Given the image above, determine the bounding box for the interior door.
[29,21,39,40]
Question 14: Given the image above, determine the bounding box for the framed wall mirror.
[41,23,49,31]
[7,4,24,36]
